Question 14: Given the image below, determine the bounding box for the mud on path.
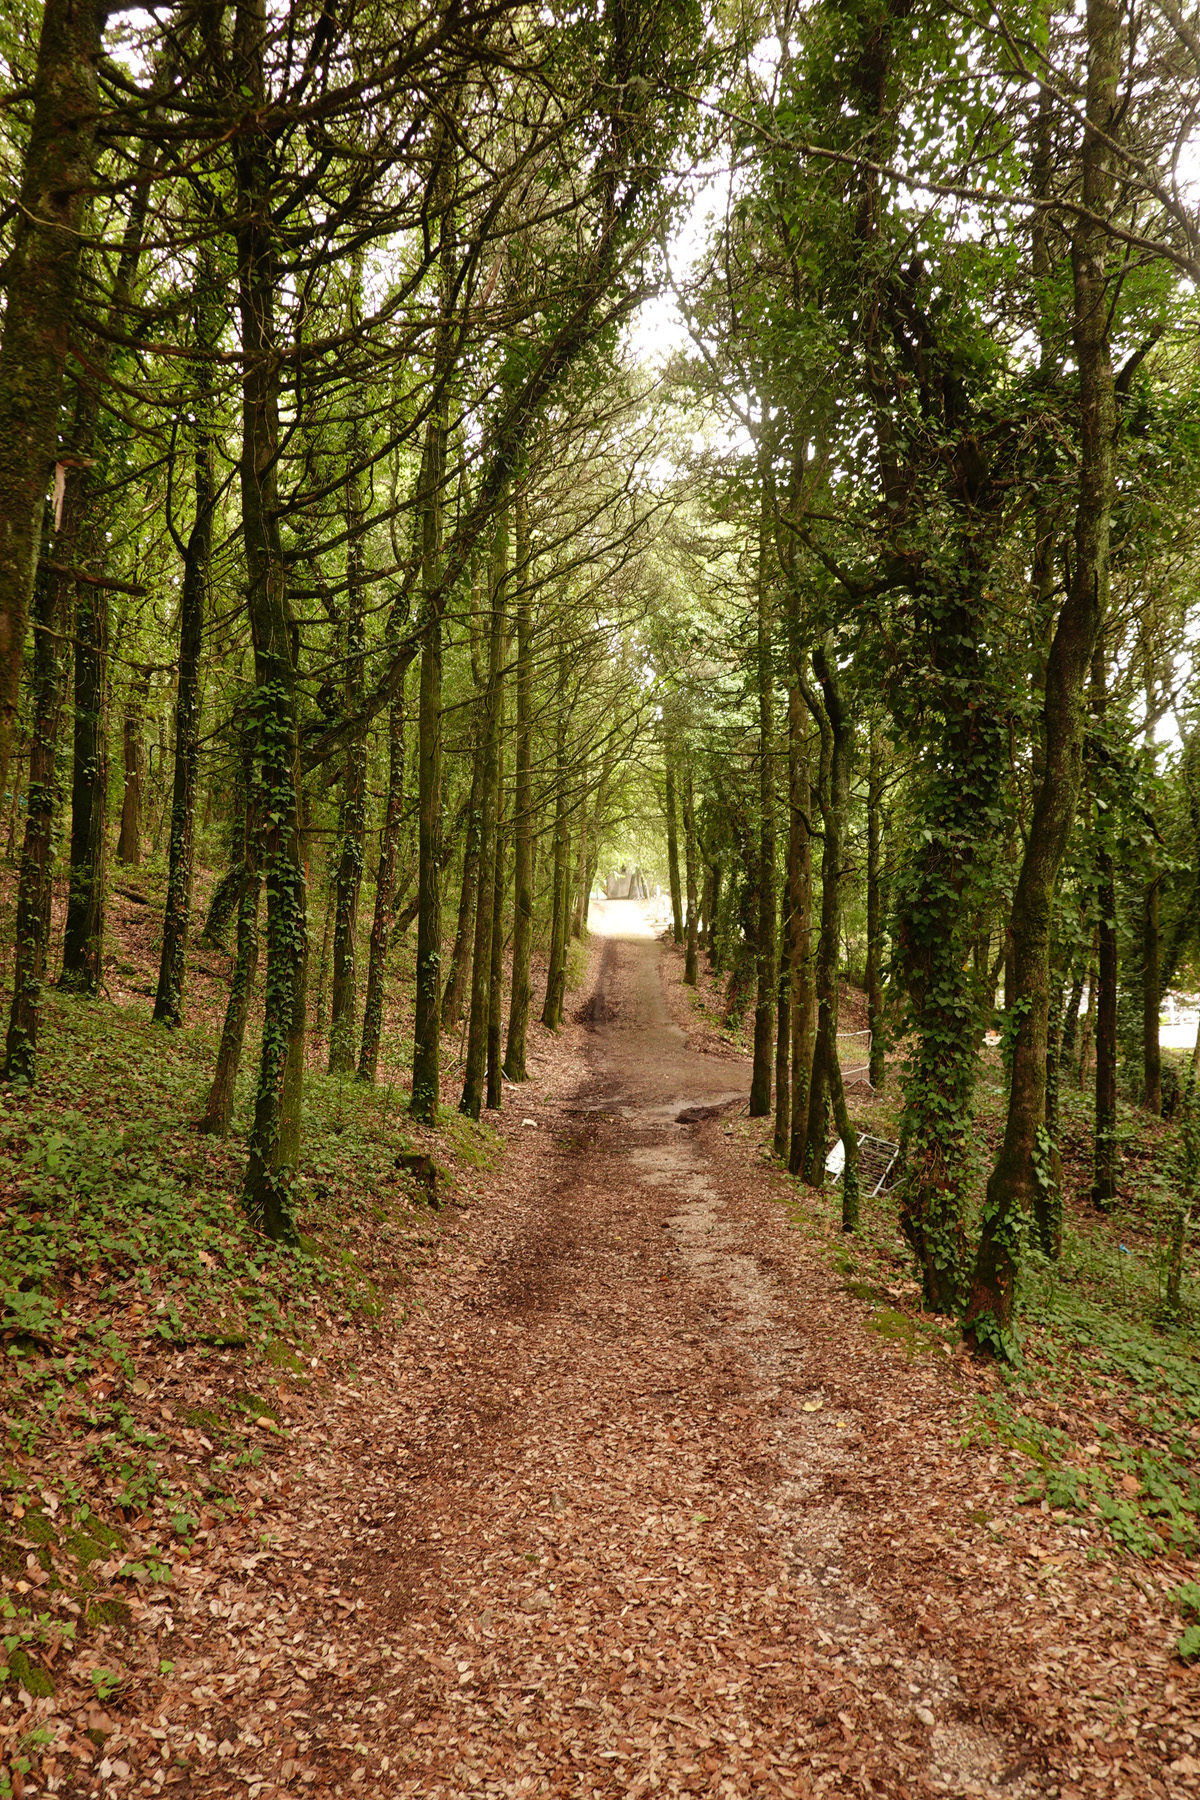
[161,906,1193,1800]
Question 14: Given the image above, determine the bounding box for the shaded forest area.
[2,0,1200,1787]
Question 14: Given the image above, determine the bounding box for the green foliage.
[1175,1581,1200,1660]
[967,1397,1200,1557]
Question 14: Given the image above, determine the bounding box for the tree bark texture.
[708,860,723,972]
[750,487,776,1118]
[504,485,534,1080]
[487,721,507,1110]
[408,129,455,1124]
[358,646,407,1083]
[1093,824,1119,1207]
[235,0,305,1243]
[542,644,571,1030]
[410,609,444,1122]
[442,701,484,1029]
[966,0,1120,1347]
[683,750,699,987]
[116,665,151,867]
[1143,874,1162,1115]
[0,0,104,809]
[665,757,684,945]
[328,403,369,1074]
[773,858,791,1161]
[461,506,507,1118]
[59,570,108,995]
[154,267,218,1026]
[866,730,886,1090]
[199,826,261,1137]
[4,529,68,1081]
[787,685,816,1177]
[799,644,859,1225]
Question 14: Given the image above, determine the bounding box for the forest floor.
[1,901,1199,1800]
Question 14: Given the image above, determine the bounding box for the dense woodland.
[2,0,1200,1371]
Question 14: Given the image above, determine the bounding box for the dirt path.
[156,908,1195,1800]
[281,912,1034,1800]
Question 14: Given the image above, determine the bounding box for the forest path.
[287,910,1035,1800]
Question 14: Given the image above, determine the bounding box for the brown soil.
[100,904,1195,1800]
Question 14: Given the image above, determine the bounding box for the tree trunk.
[461,504,507,1118]
[800,684,832,1183]
[1077,937,1098,1088]
[1060,946,1086,1074]
[542,645,571,1029]
[328,396,369,1075]
[154,266,217,1026]
[571,774,588,939]
[410,606,444,1122]
[116,665,150,867]
[199,781,261,1139]
[1093,829,1119,1208]
[1143,873,1162,1114]
[709,860,724,973]
[59,570,108,996]
[750,486,776,1117]
[358,648,407,1083]
[235,0,305,1244]
[203,860,245,948]
[683,750,699,987]
[1045,955,1066,1146]
[504,484,534,1080]
[788,686,816,1177]
[773,859,792,1161]
[199,877,262,1137]
[665,757,684,944]
[39,399,105,1003]
[0,0,103,809]
[487,722,507,1110]
[4,525,68,1082]
[1093,660,1120,1208]
[311,848,335,1049]
[278,851,308,1175]
[408,125,456,1124]
[969,0,1121,1338]
[866,729,887,1090]
[800,642,859,1227]
[544,826,572,1030]
[442,704,485,1028]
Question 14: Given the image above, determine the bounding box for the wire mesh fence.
[826,1132,900,1197]
[836,1028,873,1088]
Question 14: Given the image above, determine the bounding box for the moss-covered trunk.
[234,0,304,1243]
[0,0,103,807]
[328,398,369,1075]
[750,484,776,1116]
[154,266,218,1026]
[4,528,68,1082]
[504,486,534,1081]
[358,646,407,1085]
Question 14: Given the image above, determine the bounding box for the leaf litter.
[0,915,1197,1798]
